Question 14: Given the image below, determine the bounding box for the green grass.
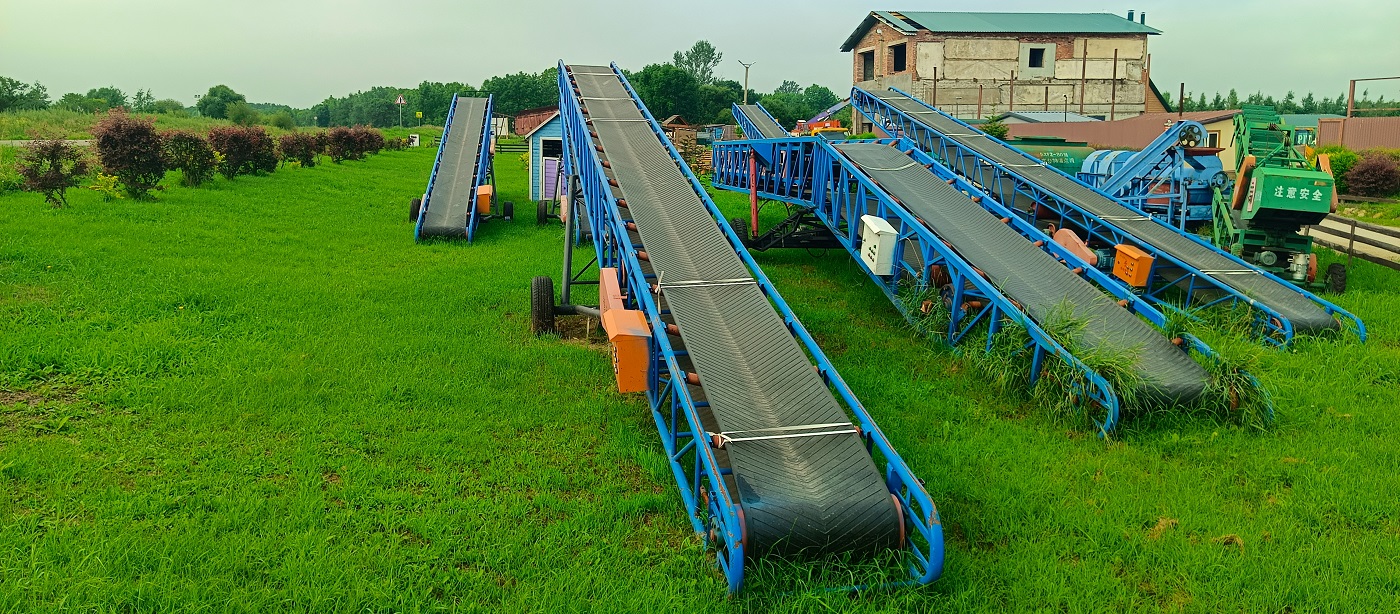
[1,148,1399,612]
[0,108,436,142]
[1338,201,1400,227]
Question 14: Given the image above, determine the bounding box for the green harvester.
[1212,104,1343,291]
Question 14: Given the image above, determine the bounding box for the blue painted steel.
[559,63,944,593]
[718,136,1114,432]
[1076,121,1221,229]
[712,132,1273,426]
[852,87,1365,346]
[416,93,495,242]
[416,94,459,242]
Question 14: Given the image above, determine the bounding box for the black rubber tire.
[1325,263,1347,295]
[729,217,749,244]
[409,197,422,222]
[502,201,514,221]
[537,200,551,226]
[530,276,557,335]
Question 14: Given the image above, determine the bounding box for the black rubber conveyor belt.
[867,88,1337,334]
[421,97,488,237]
[570,66,900,557]
[835,143,1208,405]
[735,104,789,139]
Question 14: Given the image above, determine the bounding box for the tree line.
[1164,88,1400,117]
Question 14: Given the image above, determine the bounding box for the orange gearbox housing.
[476,185,493,214]
[598,268,650,393]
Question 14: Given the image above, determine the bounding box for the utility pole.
[738,60,755,105]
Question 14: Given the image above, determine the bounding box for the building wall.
[851,22,1151,131]
[528,116,563,201]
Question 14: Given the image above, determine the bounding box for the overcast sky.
[3,0,1398,108]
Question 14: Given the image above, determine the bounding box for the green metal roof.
[842,11,1160,51]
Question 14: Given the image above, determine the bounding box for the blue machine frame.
[416,93,496,242]
[712,135,1268,433]
[851,87,1364,347]
[1077,120,1222,229]
[558,63,944,593]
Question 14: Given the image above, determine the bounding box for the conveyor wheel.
[537,200,551,226]
[1325,263,1347,295]
[502,201,515,221]
[729,218,750,244]
[530,276,557,335]
[409,197,422,222]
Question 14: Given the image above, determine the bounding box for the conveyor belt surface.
[835,142,1208,404]
[735,104,789,139]
[866,89,1337,334]
[421,97,489,237]
[571,66,900,556]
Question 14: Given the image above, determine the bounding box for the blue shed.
[524,111,564,202]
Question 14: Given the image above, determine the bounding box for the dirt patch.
[556,315,608,347]
[1146,517,1178,540]
[0,385,80,407]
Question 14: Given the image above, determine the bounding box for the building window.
[859,50,875,81]
[1208,131,1220,148]
[891,43,907,73]
[1019,43,1055,78]
[542,138,562,158]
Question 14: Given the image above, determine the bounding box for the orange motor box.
[602,309,651,393]
[1112,244,1154,287]
[475,185,493,214]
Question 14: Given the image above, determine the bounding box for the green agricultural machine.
[1213,104,1344,291]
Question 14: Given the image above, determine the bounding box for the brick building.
[842,11,1171,130]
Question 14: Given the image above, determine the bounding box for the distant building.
[994,111,1102,124]
[1006,110,1243,169]
[842,11,1171,131]
[520,110,563,202]
[514,105,558,137]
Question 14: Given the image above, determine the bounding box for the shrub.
[207,125,277,178]
[351,125,384,156]
[226,102,261,127]
[1319,145,1360,194]
[384,137,406,151]
[980,117,1009,140]
[16,137,90,207]
[1345,154,1400,198]
[278,132,319,167]
[163,130,217,186]
[326,126,359,163]
[88,173,123,201]
[269,111,296,131]
[92,109,166,199]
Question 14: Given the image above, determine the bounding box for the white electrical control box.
[859,215,898,276]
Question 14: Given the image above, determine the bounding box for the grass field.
[0,108,439,142]
[3,139,1400,612]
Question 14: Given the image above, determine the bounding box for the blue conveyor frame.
[852,87,1365,346]
[559,62,943,593]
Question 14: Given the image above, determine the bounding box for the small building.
[1006,110,1243,169]
[514,105,558,137]
[521,109,564,202]
[994,111,1102,124]
[842,10,1170,130]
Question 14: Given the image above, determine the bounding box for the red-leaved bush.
[208,126,277,179]
[93,110,167,198]
[1345,154,1400,198]
[351,126,384,156]
[17,137,91,207]
[278,132,320,167]
[163,131,217,187]
[326,126,358,163]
